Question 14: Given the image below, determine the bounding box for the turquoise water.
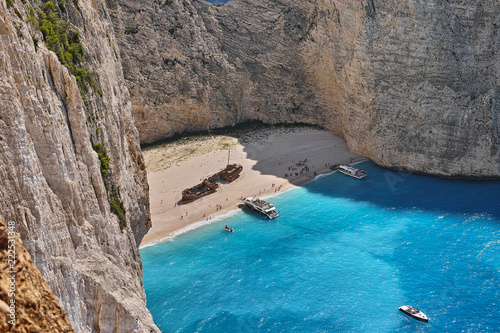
[141,162,500,332]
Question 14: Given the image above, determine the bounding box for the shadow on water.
[306,162,500,220]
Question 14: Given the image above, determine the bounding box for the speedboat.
[223,225,234,232]
[398,305,429,323]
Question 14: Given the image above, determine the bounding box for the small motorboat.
[399,305,429,323]
[223,225,234,232]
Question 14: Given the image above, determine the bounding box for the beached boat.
[182,179,219,201]
[219,163,243,182]
[337,164,367,179]
[241,197,279,219]
[223,225,234,232]
[398,305,429,323]
[219,150,242,182]
[180,150,242,201]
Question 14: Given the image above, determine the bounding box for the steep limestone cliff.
[0,1,158,332]
[109,0,500,177]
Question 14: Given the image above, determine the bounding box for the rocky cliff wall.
[0,1,158,332]
[109,0,500,177]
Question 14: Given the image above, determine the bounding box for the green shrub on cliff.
[37,1,99,99]
[92,143,110,187]
[110,199,126,229]
[92,143,127,229]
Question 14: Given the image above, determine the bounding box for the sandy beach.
[140,126,365,247]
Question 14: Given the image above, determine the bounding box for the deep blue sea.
[141,162,500,332]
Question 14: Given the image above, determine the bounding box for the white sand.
[140,126,365,247]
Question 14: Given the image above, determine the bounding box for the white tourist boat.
[337,164,367,179]
[398,305,429,323]
[241,197,279,219]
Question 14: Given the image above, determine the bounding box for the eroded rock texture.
[110,0,500,177]
[0,1,158,332]
[0,219,74,332]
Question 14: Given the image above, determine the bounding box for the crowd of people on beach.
[285,159,312,177]
[283,159,345,179]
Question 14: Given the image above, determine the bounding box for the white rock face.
[0,1,158,332]
[313,0,500,177]
[110,0,500,177]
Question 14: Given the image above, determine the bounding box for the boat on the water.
[337,164,366,179]
[182,179,218,201]
[241,197,279,219]
[398,305,429,323]
[223,225,234,232]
